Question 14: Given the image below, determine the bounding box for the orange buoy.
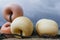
[1,22,11,34]
[3,4,23,22]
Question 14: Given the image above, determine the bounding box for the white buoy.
[11,16,33,38]
[36,19,58,36]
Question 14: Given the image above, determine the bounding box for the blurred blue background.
[0,0,60,29]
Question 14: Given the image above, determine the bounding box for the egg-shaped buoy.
[36,19,58,36]
[3,4,23,22]
[1,22,11,34]
[10,16,33,38]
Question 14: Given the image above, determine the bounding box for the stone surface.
[2,38,60,40]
